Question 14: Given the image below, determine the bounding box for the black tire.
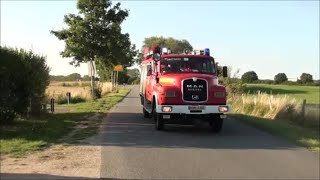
[209,118,223,133]
[153,104,164,130]
[143,107,150,118]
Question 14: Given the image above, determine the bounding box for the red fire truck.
[139,46,230,132]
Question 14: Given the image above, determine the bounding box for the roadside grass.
[230,113,320,152]
[245,84,319,105]
[228,92,319,131]
[59,87,130,113]
[229,83,319,152]
[1,88,130,157]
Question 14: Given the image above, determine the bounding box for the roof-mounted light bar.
[143,46,172,58]
[188,48,211,56]
[144,46,211,59]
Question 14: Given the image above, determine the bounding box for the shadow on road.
[93,112,299,150]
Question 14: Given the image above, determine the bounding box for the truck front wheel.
[143,107,150,118]
[209,116,223,133]
[153,105,164,130]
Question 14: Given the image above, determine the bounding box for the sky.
[1,0,319,80]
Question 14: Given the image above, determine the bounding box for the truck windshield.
[160,57,215,74]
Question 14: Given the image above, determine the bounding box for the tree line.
[50,68,141,85]
[241,71,319,86]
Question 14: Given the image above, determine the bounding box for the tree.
[51,0,136,98]
[117,70,130,84]
[95,59,113,82]
[300,73,313,84]
[127,68,140,78]
[274,73,288,84]
[126,68,140,84]
[241,71,258,83]
[136,36,193,63]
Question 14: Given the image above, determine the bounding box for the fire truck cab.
[139,46,230,132]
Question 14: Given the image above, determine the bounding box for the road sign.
[114,65,123,72]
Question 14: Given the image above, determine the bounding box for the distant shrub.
[56,94,67,104]
[253,79,274,84]
[241,71,259,83]
[60,82,91,87]
[56,94,86,104]
[93,85,102,99]
[60,82,70,87]
[221,77,246,95]
[300,73,313,84]
[71,96,86,103]
[282,81,299,86]
[274,73,288,84]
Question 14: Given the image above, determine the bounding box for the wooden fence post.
[301,99,306,126]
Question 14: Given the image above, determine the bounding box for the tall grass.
[45,81,112,101]
[229,93,319,131]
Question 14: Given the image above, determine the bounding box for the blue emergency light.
[204,48,210,56]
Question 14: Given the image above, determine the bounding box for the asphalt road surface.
[100,85,319,179]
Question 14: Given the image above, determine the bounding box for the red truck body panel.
[140,53,227,106]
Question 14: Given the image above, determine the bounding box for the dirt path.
[1,144,100,179]
[1,114,103,179]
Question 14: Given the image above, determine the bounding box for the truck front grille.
[182,78,207,102]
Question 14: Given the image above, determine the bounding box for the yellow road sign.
[114,65,123,71]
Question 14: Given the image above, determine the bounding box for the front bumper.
[156,104,231,114]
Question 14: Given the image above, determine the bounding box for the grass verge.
[1,88,130,157]
[231,113,320,152]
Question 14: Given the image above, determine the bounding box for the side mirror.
[152,53,161,62]
[222,66,228,77]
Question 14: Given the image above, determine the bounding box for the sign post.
[113,65,123,90]
[50,98,55,113]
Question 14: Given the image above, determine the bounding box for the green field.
[245,84,320,105]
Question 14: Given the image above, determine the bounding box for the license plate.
[163,115,170,119]
[188,105,205,110]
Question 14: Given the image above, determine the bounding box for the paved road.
[100,85,319,179]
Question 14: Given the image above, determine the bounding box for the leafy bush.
[219,68,246,95]
[241,71,259,83]
[221,77,246,95]
[300,73,313,84]
[56,94,86,104]
[93,85,102,99]
[60,82,91,87]
[0,46,50,124]
[274,73,288,84]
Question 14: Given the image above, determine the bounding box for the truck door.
[145,63,153,101]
